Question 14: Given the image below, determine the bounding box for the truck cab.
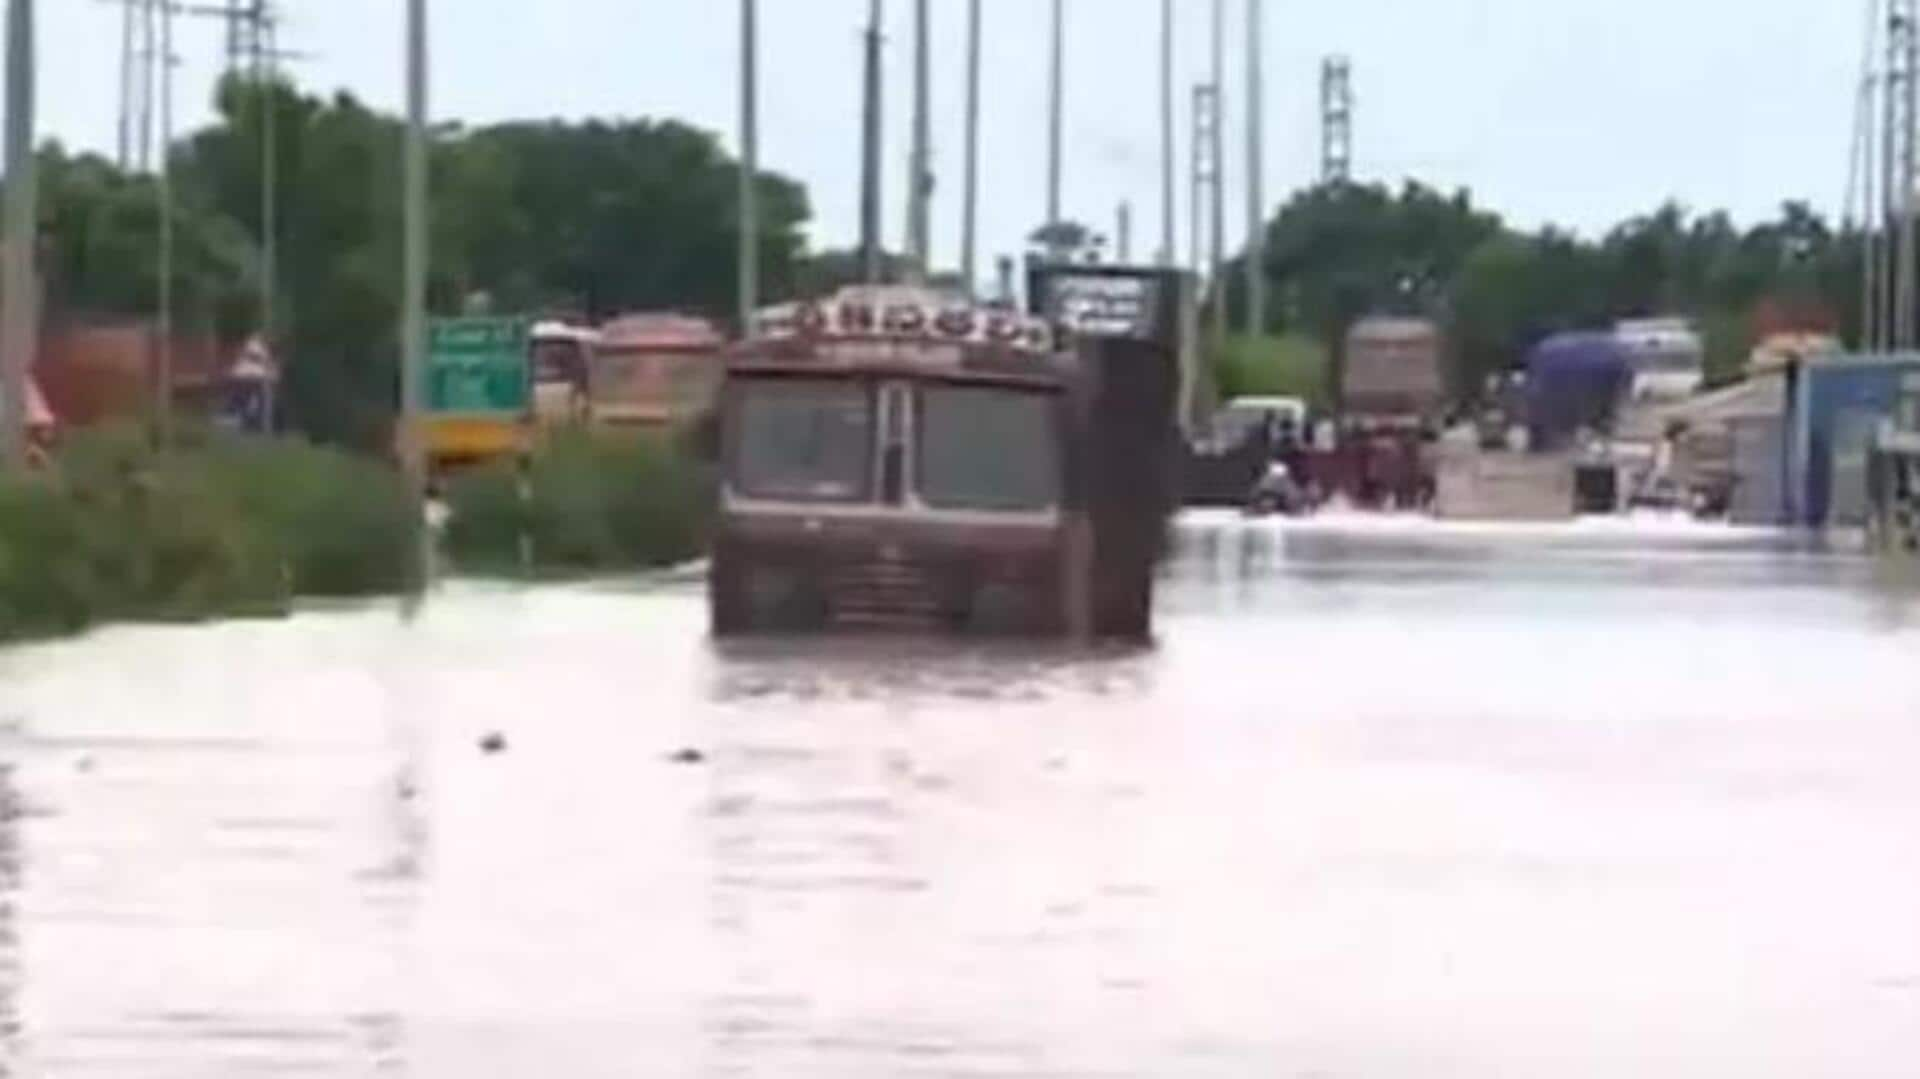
[712,288,1073,635]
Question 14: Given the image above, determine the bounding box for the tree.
[166,80,813,446]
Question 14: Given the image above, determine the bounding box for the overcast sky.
[37,0,1865,274]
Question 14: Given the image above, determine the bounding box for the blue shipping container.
[1787,355,1920,527]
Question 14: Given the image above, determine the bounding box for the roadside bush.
[0,424,417,644]
[0,477,97,641]
[209,439,417,597]
[444,428,711,576]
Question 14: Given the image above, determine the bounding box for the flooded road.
[3,514,1919,1077]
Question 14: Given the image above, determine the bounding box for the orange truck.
[589,314,726,431]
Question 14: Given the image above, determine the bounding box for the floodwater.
[3,513,1919,1078]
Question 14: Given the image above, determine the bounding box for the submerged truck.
[710,271,1182,639]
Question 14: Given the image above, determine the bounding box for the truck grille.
[826,558,947,630]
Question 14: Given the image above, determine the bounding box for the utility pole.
[1321,56,1354,184]
[117,0,135,168]
[156,0,174,448]
[961,0,982,294]
[1244,0,1265,336]
[1,0,35,472]
[738,0,759,333]
[1159,0,1174,266]
[1047,0,1064,230]
[1882,1,1918,350]
[138,0,156,171]
[1897,1,1919,350]
[1862,68,1882,351]
[259,13,279,363]
[1209,0,1227,343]
[1116,202,1133,264]
[401,0,429,507]
[859,0,885,283]
[1857,0,1885,350]
[905,0,932,277]
[1189,84,1219,279]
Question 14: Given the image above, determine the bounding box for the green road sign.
[427,316,530,415]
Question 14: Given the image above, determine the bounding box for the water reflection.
[2,516,1918,1077]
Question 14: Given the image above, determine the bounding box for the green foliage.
[205,438,418,596]
[1699,309,1755,389]
[1231,180,1504,340]
[1213,334,1331,406]
[1231,182,1863,407]
[0,478,98,640]
[443,429,710,577]
[37,77,812,452]
[0,426,418,645]
[39,142,260,338]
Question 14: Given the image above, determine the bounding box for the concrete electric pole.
[401,0,428,502]
[1047,0,1064,230]
[905,0,932,277]
[1857,0,1886,350]
[1245,0,1265,336]
[1159,0,1175,266]
[859,0,885,283]
[1879,0,1918,351]
[1894,1,1919,350]
[1209,0,1227,343]
[156,0,174,447]
[961,0,982,293]
[116,0,135,168]
[738,0,759,332]
[1,0,35,472]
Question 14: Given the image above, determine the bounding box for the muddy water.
[2,515,1918,1077]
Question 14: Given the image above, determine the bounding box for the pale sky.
[34,0,1865,274]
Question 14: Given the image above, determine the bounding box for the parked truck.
[1343,316,1445,422]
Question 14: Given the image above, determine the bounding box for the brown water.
[3,514,1919,1078]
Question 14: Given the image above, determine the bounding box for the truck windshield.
[916,385,1059,512]
[732,378,874,502]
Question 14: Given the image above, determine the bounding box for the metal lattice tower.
[1189,83,1220,280]
[116,0,157,171]
[231,1,272,75]
[117,1,283,173]
[1320,55,1353,185]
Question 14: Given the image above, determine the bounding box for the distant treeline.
[1214,182,1856,400]
[32,75,1858,449]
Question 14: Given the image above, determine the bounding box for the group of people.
[1244,416,1437,517]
